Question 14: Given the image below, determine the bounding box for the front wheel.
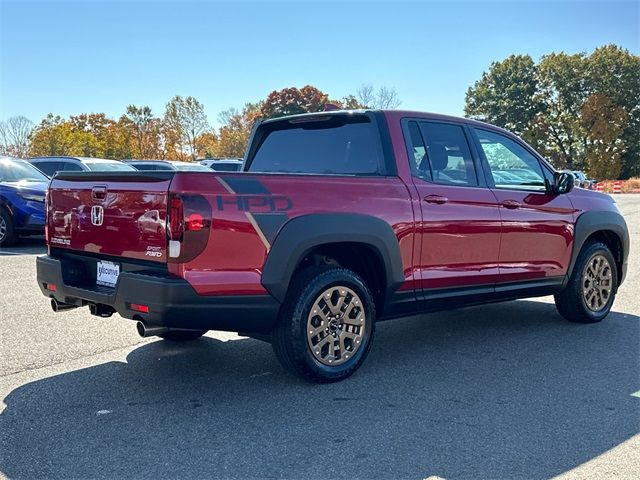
[555,241,618,323]
[272,267,376,383]
[0,207,16,247]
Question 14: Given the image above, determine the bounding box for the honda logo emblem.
[91,205,104,226]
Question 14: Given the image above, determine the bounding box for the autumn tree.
[580,93,628,179]
[29,115,77,156]
[587,45,640,178]
[259,85,328,119]
[0,116,34,157]
[164,95,210,160]
[217,102,261,158]
[195,131,219,158]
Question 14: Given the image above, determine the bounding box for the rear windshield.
[85,162,136,172]
[211,163,242,172]
[248,116,382,175]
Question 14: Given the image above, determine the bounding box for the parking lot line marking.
[631,391,640,398]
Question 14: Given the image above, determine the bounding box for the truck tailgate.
[47,172,173,263]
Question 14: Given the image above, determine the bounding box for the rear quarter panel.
[169,173,416,296]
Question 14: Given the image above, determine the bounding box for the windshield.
[0,159,49,182]
[85,161,136,172]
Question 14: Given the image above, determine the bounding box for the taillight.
[186,213,204,231]
[168,196,184,241]
[44,190,50,243]
[167,194,211,262]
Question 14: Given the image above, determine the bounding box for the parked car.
[571,171,596,189]
[37,110,629,383]
[126,160,211,172]
[0,157,49,246]
[29,156,136,176]
[199,158,243,171]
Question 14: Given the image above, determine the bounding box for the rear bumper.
[36,255,281,334]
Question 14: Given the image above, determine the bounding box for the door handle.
[423,194,448,205]
[501,199,521,209]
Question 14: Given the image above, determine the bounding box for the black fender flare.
[261,213,405,303]
[568,210,630,285]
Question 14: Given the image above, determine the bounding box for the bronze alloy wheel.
[582,254,613,312]
[306,285,366,366]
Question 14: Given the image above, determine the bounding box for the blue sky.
[1,0,638,127]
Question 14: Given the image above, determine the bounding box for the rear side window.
[417,122,478,187]
[405,121,431,181]
[62,162,83,172]
[249,117,382,175]
[32,161,60,176]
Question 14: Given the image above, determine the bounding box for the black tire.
[0,207,17,247]
[272,266,376,383]
[555,241,618,323]
[159,329,207,342]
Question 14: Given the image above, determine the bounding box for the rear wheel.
[272,266,376,383]
[159,330,207,342]
[555,241,618,323]
[0,207,16,247]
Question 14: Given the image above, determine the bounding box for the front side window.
[249,117,382,175]
[417,122,478,187]
[475,129,546,191]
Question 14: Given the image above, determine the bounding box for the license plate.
[96,260,120,287]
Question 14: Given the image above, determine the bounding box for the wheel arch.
[261,214,405,304]
[569,210,629,286]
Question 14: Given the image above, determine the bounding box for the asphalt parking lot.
[1,195,638,479]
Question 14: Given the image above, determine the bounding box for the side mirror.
[552,171,574,195]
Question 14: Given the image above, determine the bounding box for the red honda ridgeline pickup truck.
[37,110,629,382]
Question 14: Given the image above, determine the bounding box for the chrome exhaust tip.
[136,321,169,338]
[51,298,77,312]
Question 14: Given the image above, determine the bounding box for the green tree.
[121,105,160,159]
[164,95,210,160]
[465,46,639,179]
[465,55,542,140]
